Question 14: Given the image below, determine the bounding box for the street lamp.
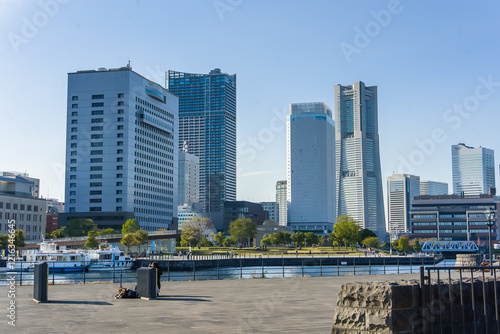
[486,208,496,273]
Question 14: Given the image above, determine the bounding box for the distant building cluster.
[3,64,498,246]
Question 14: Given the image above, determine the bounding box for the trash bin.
[33,262,49,303]
[137,267,156,300]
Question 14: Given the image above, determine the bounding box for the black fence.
[420,265,500,333]
[4,256,444,286]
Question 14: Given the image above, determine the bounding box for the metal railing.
[3,256,443,286]
[420,265,500,333]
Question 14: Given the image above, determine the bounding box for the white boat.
[14,241,91,272]
[87,246,134,271]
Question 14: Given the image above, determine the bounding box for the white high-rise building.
[62,65,178,232]
[420,180,448,196]
[387,174,420,239]
[335,82,386,237]
[276,180,288,227]
[452,143,495,196]
[287,102,335,232]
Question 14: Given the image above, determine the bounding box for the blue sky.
[1,0,500,207]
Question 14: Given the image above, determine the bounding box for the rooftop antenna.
[126,60,131,69]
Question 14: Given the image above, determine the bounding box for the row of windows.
[0,202,39,211]
[0,212,42,221]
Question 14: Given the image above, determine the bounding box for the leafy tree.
[260,235,273,248]
[331,215,362,249]
[282,232,292,245]
[392,239,400,251]
[50,228,65,239]
[0,233,8,248]
[135,230,149,254]
[413,239,422,253]
[318,235,327,246]
[84,230,99,249]
[229,218,257,246]
[398,235,411,252]
[99,228,117,236]
[122,219,140,235]
[222,235,237,247]
[214,232,225,246]
[121,233,137,254]
[180,234,190,247]
[181,217,213,247]
[304,232,319,247]
[199,237,213,247]
[382,241,390,249]
[64,219,97,237]
[291,231,305,247]
[362,237,380,248]
[13,230,25,249]
[360,229,377,241]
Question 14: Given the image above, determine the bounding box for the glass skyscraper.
[387,174,420,239]
[452,143,495,196]
[166,69,236,230]
[335,81,386,238]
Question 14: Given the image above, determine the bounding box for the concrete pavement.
[0,273,422,333]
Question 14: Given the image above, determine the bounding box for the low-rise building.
[0,175,46,241]
[255,220,292,247]
[410,194,498,245]
[223,201,269,232]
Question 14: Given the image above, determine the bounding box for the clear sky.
[1,0,500,208]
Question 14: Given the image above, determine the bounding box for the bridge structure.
[420,240,479,253]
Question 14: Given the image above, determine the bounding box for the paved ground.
[0,273,422,334]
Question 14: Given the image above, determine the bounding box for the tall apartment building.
[61,66,178,232]
[166,69,236,230]
[0,174,46,241]
[260,201,279,222]
[335,81,386,237]
[276,180,288,227]
[452,143,496,196]
[387,174,420,239]
[420,180,448,196]
[287,102,335,232]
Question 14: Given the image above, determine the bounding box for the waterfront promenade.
[0,272,422,333]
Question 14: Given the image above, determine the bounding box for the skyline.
[1,1,500,210]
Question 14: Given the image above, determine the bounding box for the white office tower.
[287,102,335,232]
[420,180,448,196]
[63,66,178,232]
[452,143,496,196]
[276,180,288,227]
[178,146,200,208]
[335,82,386,237]
[387,174,420,239]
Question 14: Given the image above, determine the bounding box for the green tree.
[318,235,327,246]
[84,230,99,249]
[413,239,422,253]
[222,235,237,247]
[122,219,140,235]
[135,230,149,254]
[99,228,117,236]
[304,232,319,247]
[392,239,400,251]
[331,215,362,249]
[291,231,305,247]
[13,230,25,249]
[180,234,190,247]
[64,219,97,237]
[360,229,377,241]
[50,228,65,239]
[260,235,273,248]
[121,233,137,254]
[214,232,225,246]
[398,235,411,252]
[199,237,213,247]
[181,217,213,247]
[0,233,8,248]
[362,237,380,248]
[229,218,257,246]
